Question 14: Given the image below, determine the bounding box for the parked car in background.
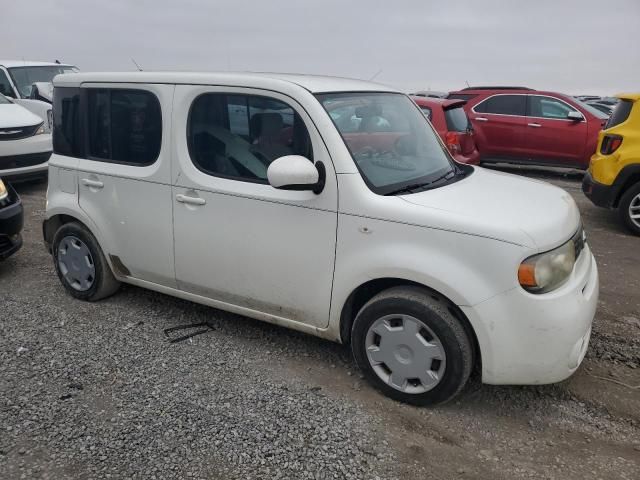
[586,101,614,116]
[448,86,609,169]
[44,72,597,406]
[0,60,78,132]
[411,96,480,164]
[0,93,52,180]
[0,178,23,260]
[583,93,640,235]
[410,90,449,99]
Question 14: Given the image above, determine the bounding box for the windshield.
[317,92,458,195]
[8,65,77,98]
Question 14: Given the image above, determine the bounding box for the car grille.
[0,124,41,141]
[0,152,51,170]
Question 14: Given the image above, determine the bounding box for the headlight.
[0,179,8,201]
[518,227,584,294]
[35,122,45,135]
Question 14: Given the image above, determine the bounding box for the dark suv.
[448,87,609,169]
[0,178,23,260]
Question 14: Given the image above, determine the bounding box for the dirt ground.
[1,167,639,479]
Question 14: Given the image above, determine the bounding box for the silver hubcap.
[365,314,446,394]
[629,193,640,229]
[57,236,96,292]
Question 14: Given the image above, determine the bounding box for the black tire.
[52,222,120,301]
[351,286,473,406]
[618,182,640,236]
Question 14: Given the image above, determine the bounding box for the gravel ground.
[1,169,639,479]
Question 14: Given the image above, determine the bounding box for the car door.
[467,94,528,159]
[77,84,176,287]
[524,95,588,167]
[172,85,338,328]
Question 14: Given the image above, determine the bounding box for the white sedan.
[0,93,51,180]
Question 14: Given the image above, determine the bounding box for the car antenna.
[131,58,143,71]
[369,68,383,81]
[465,80,470,88]
[55,60,61,64]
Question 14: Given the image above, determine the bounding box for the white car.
[0,60,78,132]
[43,72,598,405]
[0,93,52,179]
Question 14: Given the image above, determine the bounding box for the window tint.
[527,96,577,119]
[420,106,432,120]
[87,89,162,165]
[53,87,83,157]
[606,100,633,129]
[444,107,470,132]
[474,95,526,116]
[0,71,14,98]
[188,93,313,183]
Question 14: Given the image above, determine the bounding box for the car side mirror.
[567,111,584,122]
[267,155,326,194]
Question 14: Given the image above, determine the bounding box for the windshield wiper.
[385,170,456,196]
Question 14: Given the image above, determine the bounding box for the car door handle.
[527,123,542,128]
[176,194,206,206]
[81,179,104,189]
[475,117,488,122]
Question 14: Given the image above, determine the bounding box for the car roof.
[0,60,74,68]
[411,96,466,109]
[616,93,640,101]
[53,71,399,94]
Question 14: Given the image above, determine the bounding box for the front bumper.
[461,244,598,385]
[0,133,52,179]
[0,183,24,260]
[582,171,619,209]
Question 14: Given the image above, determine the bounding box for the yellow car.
[583,93,640,235]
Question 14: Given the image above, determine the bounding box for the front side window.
[0,70,15,98]
[527,96,578,119]
[8,65,77,98]
[0,93,11,104]
[318,92,462,195]
[87,89,162,165]
[188,93,313,183]
[474,95,526,116]
[53,87,82,157]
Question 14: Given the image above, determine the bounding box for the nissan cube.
[43,72,598,405]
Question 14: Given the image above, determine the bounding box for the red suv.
[448,87,609,169]
[411,96,480,165]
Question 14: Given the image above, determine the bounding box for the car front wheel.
[351,286,473,406]
[52,222,120,301]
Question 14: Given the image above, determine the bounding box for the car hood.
[399,167,580,249]
[0,103,43,128]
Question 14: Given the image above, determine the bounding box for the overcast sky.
[2,0,639,95]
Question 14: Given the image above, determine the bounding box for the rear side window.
[444,107,470,132]
[606,100,633,129]
[474,95,526,116]
[53,87,83,157]
[188,93,313,183]
[87,89,162,165]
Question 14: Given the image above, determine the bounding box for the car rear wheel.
[618,182,640,236]
[351,286,473,406]
[52,222,120,301]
